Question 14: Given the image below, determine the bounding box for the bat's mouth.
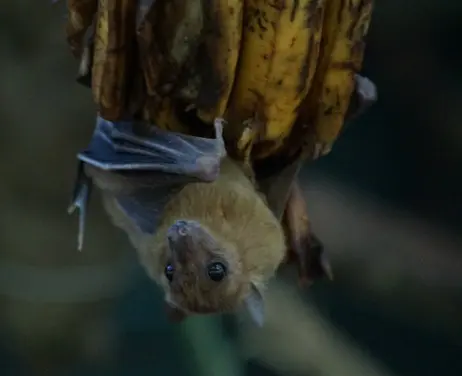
[166,294,218,316]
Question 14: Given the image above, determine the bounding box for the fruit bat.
[67,74,376,324]
[68,117,286,326]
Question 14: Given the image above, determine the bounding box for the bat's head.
[157,219,265,325]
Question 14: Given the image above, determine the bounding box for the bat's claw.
[283,182,333,286]
[294,233,333,288]
[67,162,92,251]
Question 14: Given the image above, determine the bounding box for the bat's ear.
[243,283,265,328]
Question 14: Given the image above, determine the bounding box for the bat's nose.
[168,220,190,238]
[167,219,204,244]
[167,220,200,261]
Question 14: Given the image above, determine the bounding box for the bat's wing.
[68,116,226,250]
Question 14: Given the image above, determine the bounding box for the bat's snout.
[167,220,203,260]
[167,219,197,239]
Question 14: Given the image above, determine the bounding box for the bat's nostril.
[176,223,188,236]
[169,220,189,238]
[167,220,203,243]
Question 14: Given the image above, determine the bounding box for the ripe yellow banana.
[138,0,203,99]
[299,0,374,158]
[226,0,326,160]
[141,96,190,133]
[194,1,243,124]
[137,0,203,132]
[92,0,137,120]
[138,0,243,133]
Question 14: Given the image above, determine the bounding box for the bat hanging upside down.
[61,0,376,326]
[67,72,377,326]
[68,117,287,326]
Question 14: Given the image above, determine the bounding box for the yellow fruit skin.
[226,0,326,160]
[92,0,137,120]
[137,0,204,100]
[65,0,374,162]
[142,96,190,134]
[195,1,243,124]
[304,0,374,153]
[137,0,204,133]
[137,0,243,133]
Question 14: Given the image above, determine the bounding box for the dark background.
[1,1,461,375]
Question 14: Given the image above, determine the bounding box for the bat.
[68,117,286,326]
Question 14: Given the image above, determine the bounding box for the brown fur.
[100,157,286,317]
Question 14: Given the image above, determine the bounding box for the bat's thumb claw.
[68,163,92,251]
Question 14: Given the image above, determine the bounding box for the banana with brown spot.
[137,0,204,132]
[92,0,137,120]
[300,0,374,158]
[194,0,244,124]
[225,0,326,160]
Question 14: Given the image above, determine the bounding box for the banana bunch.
[64,0,375,162]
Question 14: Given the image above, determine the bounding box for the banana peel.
[63,0,377,286]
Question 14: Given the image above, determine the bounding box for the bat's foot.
[347,74,377,122]
[67,162,93,251]
[283,181,333,286]
[312,142,333,160]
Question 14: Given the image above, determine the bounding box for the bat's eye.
[164,263,175,282]
[207,262,227,282]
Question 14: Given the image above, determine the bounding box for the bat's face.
[158,219,249,315]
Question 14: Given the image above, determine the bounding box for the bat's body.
[69,117,284,325]
[101,156,285,324]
